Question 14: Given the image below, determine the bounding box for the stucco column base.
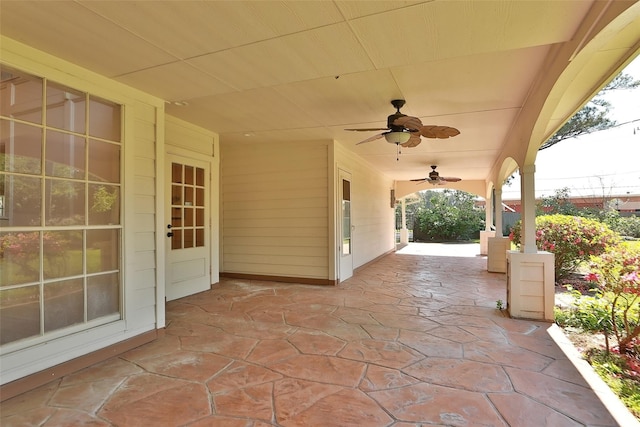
[487,237,510,273]
[507,250,555,321]
[400,228,409,244]
[480,230,495,256]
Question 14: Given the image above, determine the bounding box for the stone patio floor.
[0,243,625,426]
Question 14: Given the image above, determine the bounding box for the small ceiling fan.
[346,99,460,148]
[411,165,461,186]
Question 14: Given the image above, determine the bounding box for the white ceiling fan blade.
[345,127,389,132]
[410,178,428,184]
[355,132,386,145]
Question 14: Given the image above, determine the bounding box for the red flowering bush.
[0,232,69,276]
[587,243,640,354]
[510,215,619,280]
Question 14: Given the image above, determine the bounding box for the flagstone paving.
[0,243,621,426]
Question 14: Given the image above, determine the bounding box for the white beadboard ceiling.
[1,1,639,185]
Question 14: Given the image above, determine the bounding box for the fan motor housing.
[387,112,406,130]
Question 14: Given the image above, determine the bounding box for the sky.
[502,56,640,200]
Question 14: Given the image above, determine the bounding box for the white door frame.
[338,168,353,282]
[164,152,211,301]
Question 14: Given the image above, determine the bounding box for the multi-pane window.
[0,65,122,347]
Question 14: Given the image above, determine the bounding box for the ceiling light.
[167,100,189,107]
[385,131,410,144]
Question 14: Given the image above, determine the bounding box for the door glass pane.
[342,200,351,255]
[89,184,120,225]
[87,229,119,273]
[185,166,194,185]
[196,167,204,186]
[184,228,194,248]
[171,207,182,228]
[3,175,42,226]
[184,207,193,227]
[196,229,204,247]
[195,208,204,227]
[87,272,119,320]
[43,230,83,280]
[172,163,182,183]
[0,119,43,174]
[89,96,121,142]
[196,188,204,207]
[0,231,41,286]
[89,139,120,183]
[46,130,85,179]
[46,82,86,134]
[45,179,85,226]
[172,185,182,204]
[343,179,350,201]
[171,229,182,250]
[342,179,351,255]
[0,285,41,345]
[0,66,43,124]
[44,278,84,332]
[184,186,193,205]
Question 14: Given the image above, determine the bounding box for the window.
[170,162,206,250]
[0,65,122,347]
[342,179,351,255]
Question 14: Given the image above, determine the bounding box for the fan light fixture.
[385,131,410,144]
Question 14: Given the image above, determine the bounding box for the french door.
[165,154,210,301]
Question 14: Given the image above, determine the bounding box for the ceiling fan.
[346,99,460,148]
[411,165,461,186]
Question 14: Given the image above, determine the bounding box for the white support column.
[480,191,495,255]
[400,198,409,244]
[494,188,503,237]
[520,165,537,254]
[508,163,555,321]
[485,192,493,232]
[487,188,509,272]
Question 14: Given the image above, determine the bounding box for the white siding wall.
[334,143,396,269]
[0,37,164,383]
[127,102,160,333]
[221,140,330,280]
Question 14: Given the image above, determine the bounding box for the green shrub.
[510,215,619,280]
[555,288,613,334]
[587,349,640,418]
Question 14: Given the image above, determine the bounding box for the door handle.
[167,232,174,237]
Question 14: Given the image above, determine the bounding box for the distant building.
[477,194,640,213]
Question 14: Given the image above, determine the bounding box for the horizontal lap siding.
[222,141,329,279]
[129,102,158,319]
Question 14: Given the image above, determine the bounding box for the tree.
[540,72,640,150]
[536,187,579,216]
